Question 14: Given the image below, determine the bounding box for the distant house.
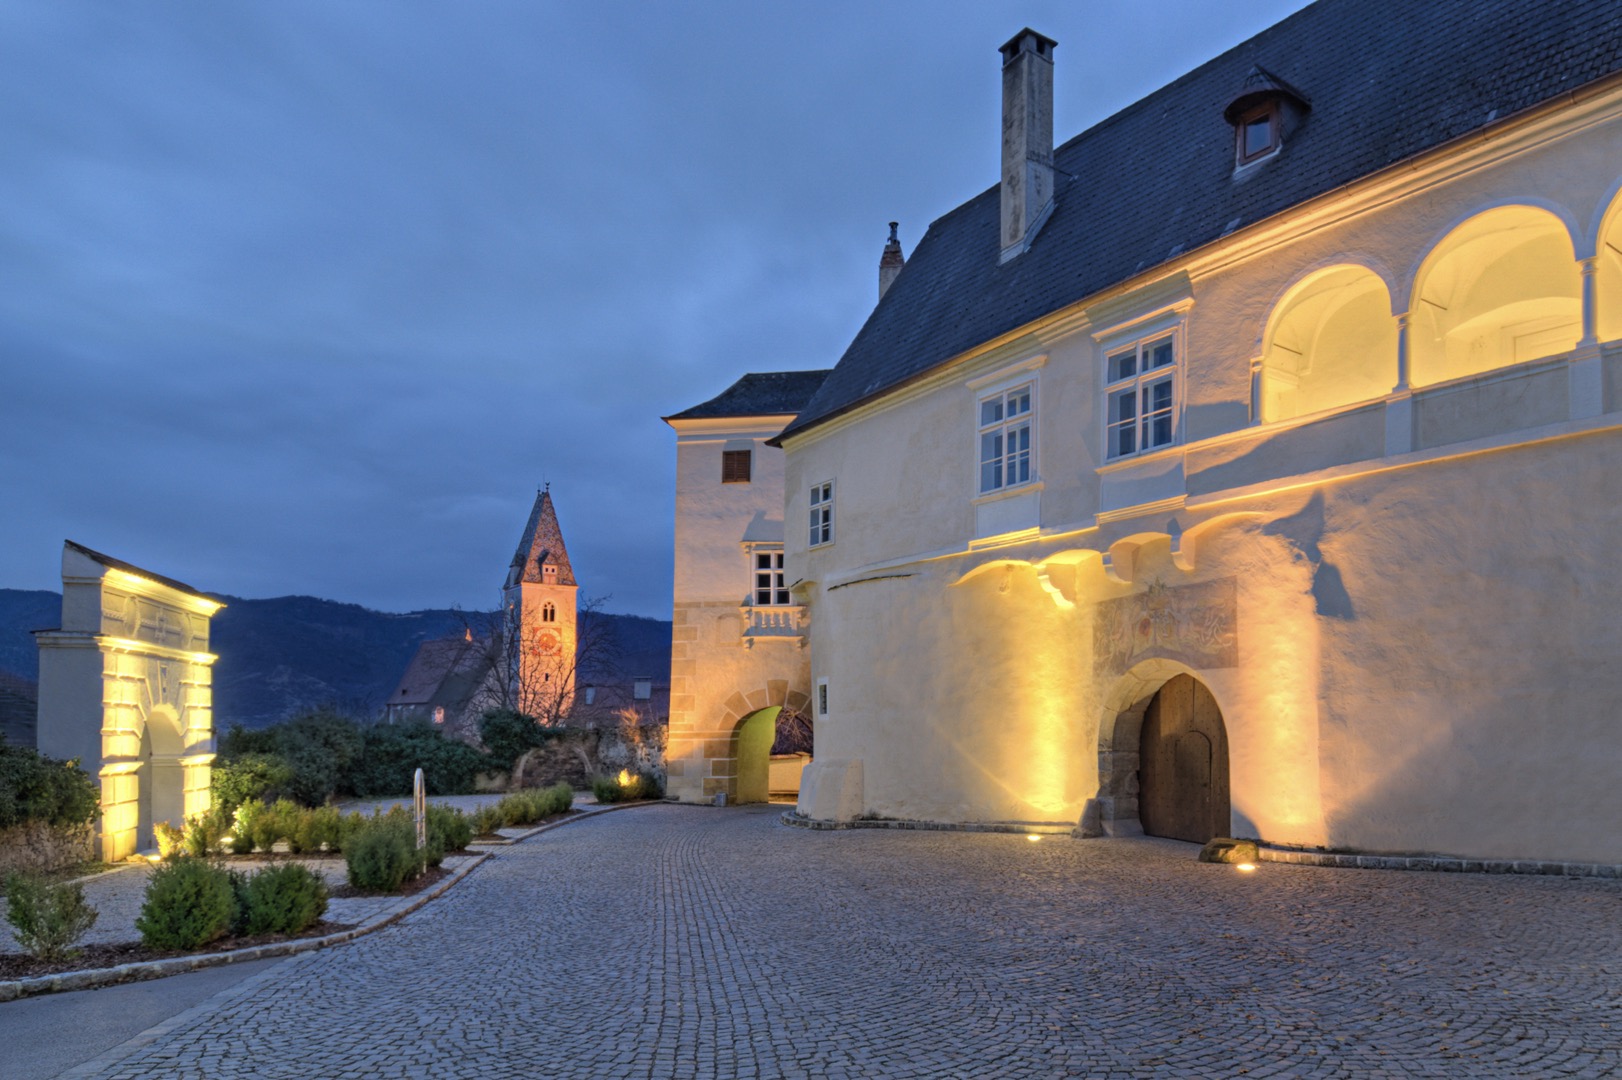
[380,628,492,739]
[662,370,829,804]
[683,1,1622,866]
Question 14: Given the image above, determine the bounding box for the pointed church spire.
[509,487,576,586]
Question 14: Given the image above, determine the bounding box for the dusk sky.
[0,1,1312,620]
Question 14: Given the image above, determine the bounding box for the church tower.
[503,486,578,720]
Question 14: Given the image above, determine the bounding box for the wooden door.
[1138,674,1230,843]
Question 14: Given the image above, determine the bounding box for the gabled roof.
[510,488,575,587]
[778,0,1622,442]
[665,370,832,422]
[64,539,214,601]
[386,633,488,707]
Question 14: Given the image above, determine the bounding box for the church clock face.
[535,629,561,656]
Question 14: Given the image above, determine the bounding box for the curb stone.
[1,796,670,1001]
[467,799,660,845]
[779,810,1072,835]
[781,813,1622,878]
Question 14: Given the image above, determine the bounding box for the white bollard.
[414,767,427,851]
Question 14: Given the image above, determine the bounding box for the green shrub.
[154,821,186,859]
[592,772,662,803]
[0,744,100,830]
[294,805,343,853]
[491,783,574,826]
[478,708,548,769]
[136,859,236,950]
[234,864,328,936]
[472,803,505,836]
[426,805,472,853]
[344,818,423,892]
[211,753,292,818]
[183,806,233,857]
[348,721,485,798]
[4,872,98,961]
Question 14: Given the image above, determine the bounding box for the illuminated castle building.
[681,0,1622,866]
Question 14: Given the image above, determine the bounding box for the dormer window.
[1223,65,1309,172]
[1235,101,1280,165]
[542,564,557,582]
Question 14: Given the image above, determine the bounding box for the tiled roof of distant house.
[387,634,488,708]
[776,0,1622,441]
[665,370,832,421]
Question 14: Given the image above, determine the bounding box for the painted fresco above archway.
[1093,577,1238,676]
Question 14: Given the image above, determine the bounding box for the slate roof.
[510,488,576,586]
[665,370,832,421]
[778,0,1622,441]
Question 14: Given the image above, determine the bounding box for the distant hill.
[0,589,670,730]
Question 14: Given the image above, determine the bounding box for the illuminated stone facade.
[36,542,219,861]
[771,7,1622,862]
[664,374,825,804]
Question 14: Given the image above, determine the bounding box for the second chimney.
[999,29,1057,263]
[879,222,905,300]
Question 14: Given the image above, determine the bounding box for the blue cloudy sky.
[0,0,1311,619]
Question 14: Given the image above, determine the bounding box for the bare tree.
[454,596,621,729]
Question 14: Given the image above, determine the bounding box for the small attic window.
[1223,65,1308,172]
[1236,101,1280,165]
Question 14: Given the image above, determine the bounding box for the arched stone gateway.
[1084,659,1232,841]
[36,542,220,862]
[667,680,812,804]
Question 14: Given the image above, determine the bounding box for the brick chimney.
[999,29,1057,263]
[878,221,905,300]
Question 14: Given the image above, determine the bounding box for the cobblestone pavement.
[51,805,1622,1078]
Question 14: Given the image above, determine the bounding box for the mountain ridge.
[0,588,670,730]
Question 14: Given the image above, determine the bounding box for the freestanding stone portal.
[35,541,221,861]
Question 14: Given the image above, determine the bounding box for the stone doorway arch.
[137,704,187,852]
[1084,658,1222,838]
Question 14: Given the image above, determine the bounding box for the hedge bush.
[232,863,327,936]
[348,721,485,798]
[473,784,574,834]
[345,818,422,892]
[0,743,100,830]
[4,872,98,961]
[478,708,549,769]
[136,859,236,950]
[592,772,662,803]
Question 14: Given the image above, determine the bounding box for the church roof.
[387,634,485,708]
[664,370,832,421]
[777,0,1622,442]
[510,488,576,586]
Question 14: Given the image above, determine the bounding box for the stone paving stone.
[47,805,1622,1078]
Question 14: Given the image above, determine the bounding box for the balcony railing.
[740,604,805,647]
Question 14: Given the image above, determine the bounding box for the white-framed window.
[808,480,834,547]
[1104,332,1179,460]
[752,548,790,606]
[977,383,1035,493]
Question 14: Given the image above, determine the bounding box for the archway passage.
[734,707,778,804]
[1138,674,1230,843]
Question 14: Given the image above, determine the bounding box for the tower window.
[722,449,752,483]
[542,602,556,623]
